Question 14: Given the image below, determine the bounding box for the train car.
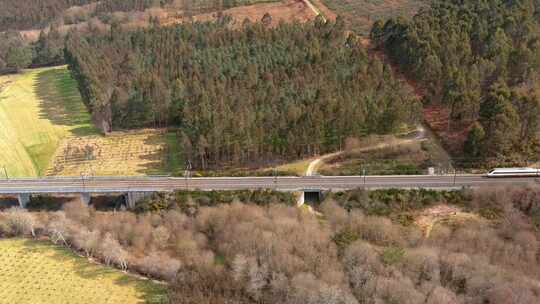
[486,168,540,178]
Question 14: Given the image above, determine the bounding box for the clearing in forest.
[317,128,453,176]
[321,0,427,34]
[164,0,317,27]
[0,238,166,304]
[0,66,98,177]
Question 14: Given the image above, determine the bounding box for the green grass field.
[274,158,313,176]
[0,67,184,177]
[0,66,98,177]
[0,238,167,304]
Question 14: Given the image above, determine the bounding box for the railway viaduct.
[1,175,538,209]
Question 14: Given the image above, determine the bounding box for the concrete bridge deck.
[0,175,537,208]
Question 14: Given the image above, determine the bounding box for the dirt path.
[303,0,326,21]
[305,151,342,176]
[304,125,428,177]
[297,126,427,208]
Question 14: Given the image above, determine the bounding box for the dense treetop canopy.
[65,18,421,168]
[372,0,540,162]
[0,0,98,31]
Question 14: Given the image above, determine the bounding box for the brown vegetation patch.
[424,103,472,156]
[415,204,478,237]
[3,185,540,302]
[318,131,452,175]
[309,0,337,20]
[322,0,426,34]
[164,0,317,27]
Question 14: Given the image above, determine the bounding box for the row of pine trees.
[65,17,421,169]
[371,0,540,163]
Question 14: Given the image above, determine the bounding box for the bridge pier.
[125,192,153,209]
[18,194,30,208]
[296,192,305,206]
[80,193,91,205]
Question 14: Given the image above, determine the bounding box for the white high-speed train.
[486,168,540,178]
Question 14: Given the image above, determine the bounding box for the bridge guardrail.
[0,187,167,194]
[1,175,171,182]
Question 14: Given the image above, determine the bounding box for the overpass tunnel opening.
[303,190,323,205]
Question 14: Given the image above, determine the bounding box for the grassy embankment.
[0,66,183,177]
[0,66,98,177]
[0,238,166,304]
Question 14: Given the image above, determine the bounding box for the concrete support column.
[18,194,30,208]
[126,192,152,209]
[296,192,305,207]
[80,193,91,205]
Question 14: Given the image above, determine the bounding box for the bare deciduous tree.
[100,232,129,270]
[4,207,36,237]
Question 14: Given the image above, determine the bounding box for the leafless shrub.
[3,207,36,237]
[355,216,405,246]
[402,247,441,287]
[45,211,71,246]
[485,282,538,304]
[321,199,350,229]
[288,273,358,304]
[100,232,129,270]
[135,251,181,281]
[63,3,96,25]
[425,286,459,304]
[152,225,170,249]
[1,187,540,303]
[374,274,426,304]
[171,263,246,304]
[63,200,91,225]
[71,228,100,257]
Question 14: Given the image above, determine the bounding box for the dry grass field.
[0,238,166,304]
[274,158,314,175]
[321,0,427,34]
[46,130,183,176]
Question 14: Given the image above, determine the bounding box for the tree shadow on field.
[116,276,169,304]
[136,132,171,176]
[34,68,97,137]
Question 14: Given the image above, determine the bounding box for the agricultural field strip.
[0,239,165,304]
